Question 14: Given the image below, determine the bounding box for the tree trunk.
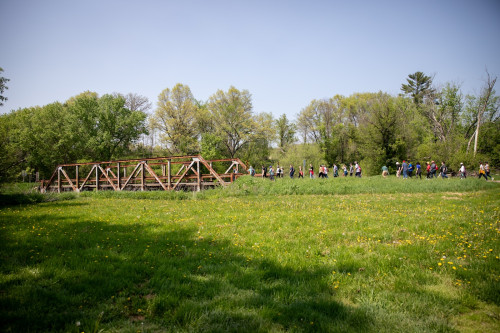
[473,72,497,156]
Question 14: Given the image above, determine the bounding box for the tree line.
[0,70,498,182]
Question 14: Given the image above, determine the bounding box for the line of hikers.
[245,161,493,181]
[383,161,493,180]
[246,162,363,180]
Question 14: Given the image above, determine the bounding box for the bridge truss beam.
[40,155,248,193]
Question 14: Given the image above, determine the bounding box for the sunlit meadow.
[1,176,499,332]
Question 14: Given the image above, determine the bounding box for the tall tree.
[359,93,405,171]
[401,71,434,106]
[0,113,25,181]
[466,71,498,156]
[208,86,255,158]
[150,84,200,155]
[122,93,152,113]
[420,82,463,142]
[0,67,10,107]
[239,112,275,167]
[297,96,351,164]
[275,114,296,151]
[67,92,147,161]
[119,93,154,155]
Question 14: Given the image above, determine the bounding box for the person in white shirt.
[459,163,466,179]
[355,162,362,177]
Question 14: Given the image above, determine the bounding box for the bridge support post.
[57,167,61,193]
[95,165,99,191]
[117,162,121,190]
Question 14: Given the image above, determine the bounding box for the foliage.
[64,92,149,162]
[401,71,434,106]
[275,113,296,151]
[207,86,256,158]
[0,113,24,182]
[1,71,499,183]
[0,67,9,106]
[1,92,148,180]
[150,84,200,155]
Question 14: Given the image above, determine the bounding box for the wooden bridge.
[40,155,248,193]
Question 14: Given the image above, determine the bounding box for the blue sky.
[1,0,499,119]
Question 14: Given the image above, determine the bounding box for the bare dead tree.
[467,71,497,156]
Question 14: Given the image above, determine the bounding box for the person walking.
[396,162,401,177]
[485,162,493,180]
[381,165,389,177]
[416,162,422,179]
[459,163,466,179]
[355,162,362,177]
[430,161,437,179]
[289,164,295,178]
[269,166,275,181]
[440,162,448,179]
[402,160,408,179]
[298,165,304,178]
[319,165,325,178]
[349,163,354,176]
[262,165,267,178]
[426,162,431,179]
[478,162,488,180]
[343,164,348,177]
[309,164,314,179]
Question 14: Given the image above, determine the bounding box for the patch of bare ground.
[442,192,465,200]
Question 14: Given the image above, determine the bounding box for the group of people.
[308,162,362,179]
[384,160,494,180]
[392,160,444,179]
[248,162,363,180]
[477,162,494,180]
[246,161,494,181]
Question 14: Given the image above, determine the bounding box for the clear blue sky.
[1,0,499,119]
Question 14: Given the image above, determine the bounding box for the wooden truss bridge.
[40,155,248,193]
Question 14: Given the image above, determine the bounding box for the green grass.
[1,177,499,332]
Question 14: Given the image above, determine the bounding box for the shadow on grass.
[0,192,78,207]
[1,211,371,332]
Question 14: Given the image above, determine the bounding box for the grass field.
[1,176,499,332]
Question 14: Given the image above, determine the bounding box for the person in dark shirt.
[440,162,448,179]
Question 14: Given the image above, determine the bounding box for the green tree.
[418,82,463,143]
[150,84,199,155]
[208,86,255,158]
[22,103,78,176]
[67,92,147,161]
[239,112,274,167]
[358,93,405,173]
[0,103,78,179]
[0,113,25,181]
[297,96,352,165]
[0,67,10,107]
[275,114,296,151]
[401,71,434,106]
